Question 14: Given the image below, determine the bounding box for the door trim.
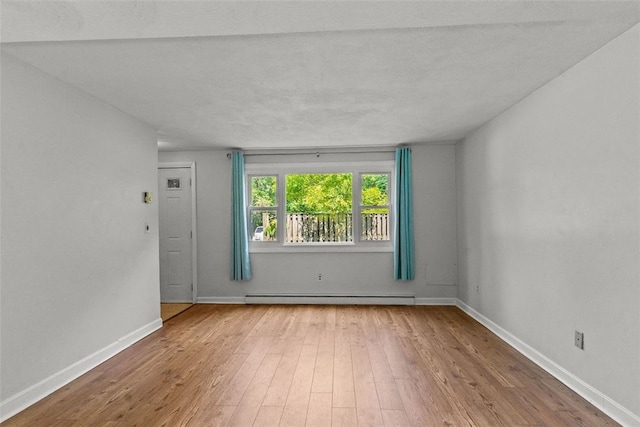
[158,162,197,303]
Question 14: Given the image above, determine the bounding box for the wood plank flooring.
[160,303,193,322]
[2,305,618,426]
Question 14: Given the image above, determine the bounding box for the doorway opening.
[158,162,197,319]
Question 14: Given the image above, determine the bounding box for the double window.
[246,161,393,252]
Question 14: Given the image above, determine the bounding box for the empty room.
[1,1,639,426]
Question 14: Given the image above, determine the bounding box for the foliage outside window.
[246,161,393,251]
[249,176,277,241]
[361,174,390,241]
[286,173,353,243]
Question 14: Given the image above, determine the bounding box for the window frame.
[246,161,394,253]
[360,172,392,242]
[247,175,279,242]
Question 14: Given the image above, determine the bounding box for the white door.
[158,167,193,302]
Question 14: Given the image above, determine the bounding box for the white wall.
[457,24,639,419]
[159,144,457,301]
[0,53,161,414]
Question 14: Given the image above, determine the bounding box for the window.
[286,173,353,243]
[249,176,277,241]
[361,173,390,241]
[246,161,393,252]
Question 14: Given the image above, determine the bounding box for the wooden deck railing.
[285,213,388,242]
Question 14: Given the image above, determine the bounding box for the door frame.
[158,162,198,303]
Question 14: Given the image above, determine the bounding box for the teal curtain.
[230,151,252,280]
[394,147,415,281]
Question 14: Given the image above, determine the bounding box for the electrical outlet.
[318,273,322,281]
[476,284,480,293]
[575,331,584,350]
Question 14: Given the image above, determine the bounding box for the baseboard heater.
[244,294,415,305]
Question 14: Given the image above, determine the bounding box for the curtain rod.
[226,148,401,159]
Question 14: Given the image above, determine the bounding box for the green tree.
[362,187,385,206]
[362,174,389,213]
[286,173,352,213]
[362,174,387,196]
[251,176,276,207]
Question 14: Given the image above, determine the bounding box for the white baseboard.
[199,296,456,306]
[0,318,163,423]
[245,295,415,305]
[197,296,246,304]
[455,300,640,427]
[415,297,457,305]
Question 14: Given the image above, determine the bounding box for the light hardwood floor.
[160,303,193,322]
[2,305,618,426]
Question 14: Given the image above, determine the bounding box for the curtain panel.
[394,147,415,281]
[230,151,252,280]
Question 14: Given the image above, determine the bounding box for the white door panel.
[159,168,193,303]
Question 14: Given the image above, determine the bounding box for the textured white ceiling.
[2,1,639,151]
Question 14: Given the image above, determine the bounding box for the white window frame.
[247,174,278,242]
[246,161,394,253]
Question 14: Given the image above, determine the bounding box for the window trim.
[246,161,394,253]
[247,174,278,242]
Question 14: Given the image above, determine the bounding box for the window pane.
[285,173,352,242]
[251,176,276,207]
[250,210,277,241]
[362,174,388,206]
[361,174,389,241]
[361,208,390,241]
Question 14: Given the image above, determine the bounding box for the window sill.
[249,243,393,254]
